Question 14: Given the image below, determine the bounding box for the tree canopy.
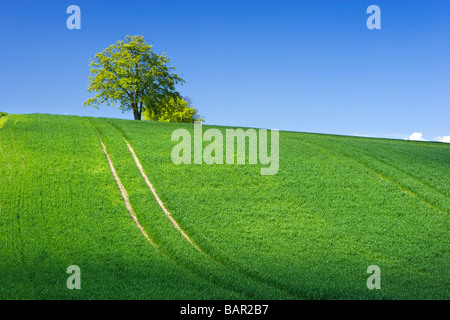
[84,35,196,121]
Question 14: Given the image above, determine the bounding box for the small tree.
[84,35,184,120]
[142,96,203,123]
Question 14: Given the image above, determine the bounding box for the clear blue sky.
[1,0,449,141]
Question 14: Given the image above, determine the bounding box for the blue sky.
[0,0,449,141]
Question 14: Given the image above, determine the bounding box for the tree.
[84,35,184,120]
[142,96,204,123]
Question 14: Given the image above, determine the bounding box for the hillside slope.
[0,113,448,299]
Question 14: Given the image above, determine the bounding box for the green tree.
[142,96,203,123]
[84,35,184,120]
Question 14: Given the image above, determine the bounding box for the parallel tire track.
[94,129,158,248]
[103,121,299,298]
[299,137,449,215]
[122,136,303,299]
[125,140,202,252]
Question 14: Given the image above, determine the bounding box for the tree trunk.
[133,106,141,120]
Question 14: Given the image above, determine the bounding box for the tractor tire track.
[318,136,450,215]
[125,140,202,252]
[89,122,248,297]
[93,128,158,248]
[298,137,449,216]
[103,120,300,299]
[124,137,302,298]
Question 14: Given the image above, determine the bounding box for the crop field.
[0,113,448,299]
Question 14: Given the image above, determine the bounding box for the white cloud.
[434,136,450,143]
[408,132,426,141]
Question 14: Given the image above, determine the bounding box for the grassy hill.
[0,113,448,299]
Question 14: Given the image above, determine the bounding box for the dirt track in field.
[97,134,158,248]
[125,140,202,252]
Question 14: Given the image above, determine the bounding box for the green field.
[0,113,448,299]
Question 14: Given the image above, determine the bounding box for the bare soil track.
[95,130,158,248]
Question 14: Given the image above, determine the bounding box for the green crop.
[0,114,448,299]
